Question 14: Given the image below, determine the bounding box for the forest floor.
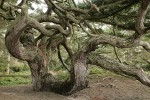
[0,75,150,100]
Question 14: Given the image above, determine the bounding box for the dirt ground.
[0,75,150,100]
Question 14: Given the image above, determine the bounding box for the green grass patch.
[0,71,31,86]
[0,77,31,86]
[88,66,117,79]
[55,70,69,80]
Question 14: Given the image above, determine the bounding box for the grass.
[0,67,118,86]
[0,71,31,86]
[88,66,118,79]
[0,77,31,86]
[55,70,69,80]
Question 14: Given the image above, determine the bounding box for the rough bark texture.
[68,52,88,94]
[28,60,42,91]
[3,0,150,95]
[88,54,150,87]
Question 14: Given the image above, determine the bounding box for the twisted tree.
[0,0,150,94]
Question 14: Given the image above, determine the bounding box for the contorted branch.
[88,54,150,87]
[86,0,138,20]
[91,19,135,31]
[139,41,150,52]
[135,0,150,35]
[28,16,71,36]
[48,35,65,51]
[79,23,98,37]
[27,17,55,37]
[5,8,38,61]
[37,15,60,24]
[45,24,68,35]
[57,45,71,73]
[112,26,122,63]
[83,34,150,53]
[0,0,6,11]
[62,41,73,59]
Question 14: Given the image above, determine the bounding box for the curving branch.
[83,34,150,53]
[135,0,150,35]
[47,0,65,13]
[45,24,68,35]
[57,45,71,73]
[5,16,37,61]
[37,15,60,24]
[79,23,98,37]
[88,54,150,87]
[86,0,138,20]
[66,12,80,24]
[91,19,135,31]
[27,17,55,37]
[139,41,150,52]
[5,4,39,61]
[0,0,6,11]
[112,26,122,63]
[34,34,44,45]
[96,0,127,12]
[48,35,65,51]
[62,41,73,59]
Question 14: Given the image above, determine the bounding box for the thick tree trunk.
[28,59,42,91]
[27,48,51,91]
[68,52,88,94]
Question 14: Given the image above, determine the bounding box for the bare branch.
[87,0,138,20]
[0,0,7,11]
[97,0,127,12]
[62,41,73,59]
[79,23,98,37]
[66,12,80,24]
[91,19,135,30]
[88,54,150,87]
[57,45,71,73]
[83,34,150,53]
[112,26,122,63]
[34,34,44,45]
[139,41,150,52]
[5,16,38,61]
[84,21,98,34]
[45,24,68,35]
[37,15,61,24]
[17,0,27,7]
[135,0,150,35]
[72,0,77,8]
[27,17,55,37]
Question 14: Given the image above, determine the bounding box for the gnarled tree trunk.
[68,52,88,94]
[27,56,49,91]
[4,0,150,95]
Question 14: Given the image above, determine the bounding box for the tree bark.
[88,54,150,87]
[68,52,88,94]
[28,58,43,91]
